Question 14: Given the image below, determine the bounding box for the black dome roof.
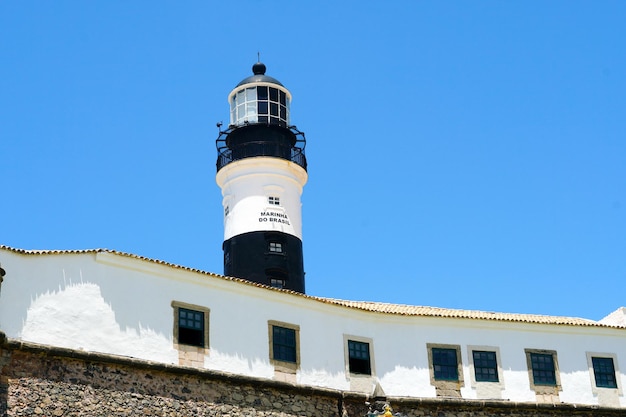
[235,62,284,88]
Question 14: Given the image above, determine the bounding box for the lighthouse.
[216,62,308,293]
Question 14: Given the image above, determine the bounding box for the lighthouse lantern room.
[216,62,308,293]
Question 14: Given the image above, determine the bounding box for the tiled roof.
[1,245,622,329]
[314,298,601,327]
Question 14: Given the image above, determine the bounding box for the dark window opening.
[348,340,371,375]
[270,102,278,116]
[178,308,204,347]
[473,350,499,382]
[272,325,296,363]
[257,86,268,100]
[530,353,557,385]
[433,348,459,381]
[269,87,278,102]
[592,357,617,388]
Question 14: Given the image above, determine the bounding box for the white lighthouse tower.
[216,62,308,293]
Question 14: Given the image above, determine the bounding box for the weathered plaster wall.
[0,248,625,408]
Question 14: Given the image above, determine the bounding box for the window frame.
[524,349,562,394]
[587,352,621,393]
[468,346,502,385]
[427,343,464,396]
[171,301,210,350]
[343,334,376,381]
[268,320,300,373]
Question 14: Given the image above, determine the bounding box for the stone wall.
[1,334,623,417]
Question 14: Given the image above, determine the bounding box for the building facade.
[1,245,625,414]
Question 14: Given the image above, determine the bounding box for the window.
[171,301,209,349]
[268,196,280,205]
[348,340,372,375]
[473,350,499,382]
[343,335,375,388]
[269,241,283,253]
[266,268,287,289]
[230,86,290,127]
[273,326,296,362]
[529,352,557,386]
[259,86,289,126]
[592,357,618,389]
[232,87,258,125]
[524,349,561,399]
[270,278,285,289]
[178,308,204,346]
[432,348,459,381]
[468,346,504,398]
[427,344,464,397]
[268,321,300,372]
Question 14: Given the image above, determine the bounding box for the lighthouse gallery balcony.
[216,123,307,172]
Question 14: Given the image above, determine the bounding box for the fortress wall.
[2,335,622,417]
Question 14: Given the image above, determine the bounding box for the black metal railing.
[216,125,307,172]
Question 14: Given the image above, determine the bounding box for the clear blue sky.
[1,2,624,320]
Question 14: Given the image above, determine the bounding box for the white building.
[1,245,624,408]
